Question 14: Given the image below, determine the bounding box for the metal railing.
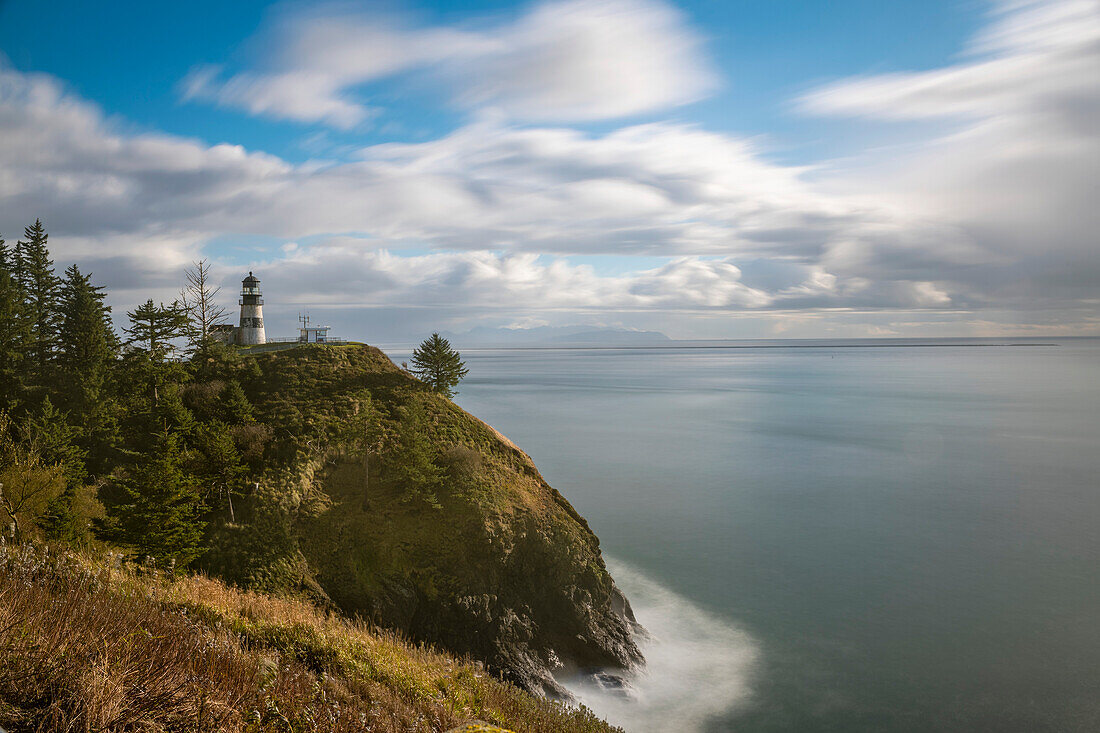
[258,337,350,345]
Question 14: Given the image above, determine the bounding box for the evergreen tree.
[384,398,442,508]
[21,398,96,544]
[40,483,98,546]
[152,386,197,438]
[57,265,119,459]
[98,431,207,567]
[0,234,32,411]
[22,397,87,486]
[123,299,190,408]
[0,411,67,541]
[15,220,60,383]
[58,265,117,394]
[193,421,247,522]
[410,333,469,398]
[124,299,189,360]
[219,381,255,424]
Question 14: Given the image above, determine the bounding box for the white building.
[211,278,345,347]
[298,314,331,343]
[237,272,266,345]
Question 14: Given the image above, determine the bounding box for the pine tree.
[194,421,247,522]
[123,299,190,408]
[98,431,207,567]
[410,333,469,398]
[124,299,189,360]
[219,381,255,424]
[57,266,119,454]
[21,398,95,544]
[15,220,60,383]
[0,235,32,411]
[384,398,442,508]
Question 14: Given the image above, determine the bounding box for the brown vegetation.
[0,542,618,733]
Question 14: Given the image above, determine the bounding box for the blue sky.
[0,0,982,163]
[0,0,1097,340]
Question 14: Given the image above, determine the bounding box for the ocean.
[392,338,1100,732]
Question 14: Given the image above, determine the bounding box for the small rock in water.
[589,670,635,698]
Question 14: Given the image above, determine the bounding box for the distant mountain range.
[441,325,672,346]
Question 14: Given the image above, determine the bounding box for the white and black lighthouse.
[237,272,266,345]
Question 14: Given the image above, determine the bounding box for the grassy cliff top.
[200,343,640,697]
[238,343,597,536]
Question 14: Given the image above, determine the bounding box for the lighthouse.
[237,272,266,345]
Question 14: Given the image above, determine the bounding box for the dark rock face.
[298,456,643,696]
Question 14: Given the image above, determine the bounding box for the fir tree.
[152,386,197,438]
[0,411,67,541]
[0,234,32,411]
[219,381,255,424]
[123,299,190,408]
[194,421,247,522]
[21,398,95,544]
[15,220,60,383]
[22,397,87,486]
[57,266,119,457]
[124,299,189,360]
[98,431,207,567]
[384,398,442,508]
[58,265,117,392]
[410,333,469,398]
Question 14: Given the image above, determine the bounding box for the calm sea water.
[393,338,1100,732]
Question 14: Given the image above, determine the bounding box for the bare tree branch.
[181,259,229,360]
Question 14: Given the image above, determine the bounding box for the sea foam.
[560,558,758,733]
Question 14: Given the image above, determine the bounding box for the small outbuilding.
[298,314,331,343]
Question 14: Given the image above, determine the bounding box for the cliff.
[199,344,642,695]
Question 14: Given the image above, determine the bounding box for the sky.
[0,0,1097,341]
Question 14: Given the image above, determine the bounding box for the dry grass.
[0,542,620,733]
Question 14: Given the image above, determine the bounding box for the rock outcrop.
[201,344,642,694]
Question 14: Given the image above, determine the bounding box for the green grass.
[234,341,367,356]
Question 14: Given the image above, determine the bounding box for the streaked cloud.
[803,0,1100,122]
[181,0,717,127]
[802,0,1100,311]
[0,63,960,319]
[1,0,1098,337]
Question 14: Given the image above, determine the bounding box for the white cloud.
[803,0,1100,122]
[253,246,776,312]
[181,0,716,127]
[3,0,1100,336]
[1,66,952,316]
[0,66,863,260]
[802,0,1100,310]
[182,66,375,130]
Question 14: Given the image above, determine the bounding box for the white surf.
[560,558,759,733]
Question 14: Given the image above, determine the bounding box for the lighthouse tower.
[237,272,266,345]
